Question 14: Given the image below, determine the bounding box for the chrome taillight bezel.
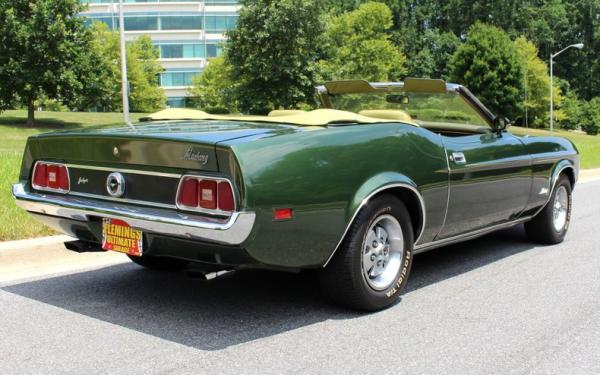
[175,174,237,216]
[31,161,71,194]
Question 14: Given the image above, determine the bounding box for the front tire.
[320,194,414,311]
[525,174,572,244]
[127,254,189,271]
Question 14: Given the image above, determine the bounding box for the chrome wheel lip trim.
[361,214,404,291]
[552,185,569,232]
[323,182,424,268]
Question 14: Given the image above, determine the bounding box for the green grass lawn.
[1,111,599,241]
[0,110,146,241]
[510,126,600,169]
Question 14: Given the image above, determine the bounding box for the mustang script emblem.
[77,177,89,185]
[182,148,209,165]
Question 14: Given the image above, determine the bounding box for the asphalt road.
[1,180,599,374]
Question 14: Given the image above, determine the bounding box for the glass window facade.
[204,15,237,32]
[160,70,202,87]
[157,42,223,58]
[84,13,236,32]
[83,1,237,4]
[166,97,196,108]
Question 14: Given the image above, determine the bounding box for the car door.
[436,132,532,239]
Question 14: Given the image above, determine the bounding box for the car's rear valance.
[140,108,418,127]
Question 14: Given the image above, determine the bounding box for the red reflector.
[58,165,69,190]
[218,181,235,212]
[33,163,47,188]
[274,208,293,220]
[178,178,198,207]
[47,165,59,189]
[198,180,217,209]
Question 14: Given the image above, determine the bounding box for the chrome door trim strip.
[323,183,426,268]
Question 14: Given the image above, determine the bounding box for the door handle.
[449,152,467,164]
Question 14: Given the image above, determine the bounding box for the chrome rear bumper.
[12,183,255,245]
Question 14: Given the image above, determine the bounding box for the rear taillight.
[31,161,70,193]
[176,176,236,214]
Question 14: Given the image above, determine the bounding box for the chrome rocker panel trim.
[12,183,255,246]
[413,217,531,254]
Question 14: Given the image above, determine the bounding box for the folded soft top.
[141,108,418,127]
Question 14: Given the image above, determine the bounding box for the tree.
[225,0,324,114]
[561,91,583,130]
[0,0,99,125]
[514,36,565,128]
[189,56,237,113]
[126,36,166,113]
[319,2,407,82]
[405,29,460,80]
[450,22,524,119]
[85,23,165,112]
[580,97,600,135]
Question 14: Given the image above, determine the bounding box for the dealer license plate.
[101,218,143,256]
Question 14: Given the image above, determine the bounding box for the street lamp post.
[118,0,133,128]
[549,43,584,132]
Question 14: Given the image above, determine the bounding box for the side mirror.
[493,116,511,133]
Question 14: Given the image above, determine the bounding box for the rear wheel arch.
[324,176,425,268]
[371,186,423,243]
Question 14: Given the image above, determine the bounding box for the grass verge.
[511,126,600,170]
[0,110,146,241]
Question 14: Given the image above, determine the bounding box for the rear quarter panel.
[229,123,448,268]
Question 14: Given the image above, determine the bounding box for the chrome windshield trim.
[12,183,255,246]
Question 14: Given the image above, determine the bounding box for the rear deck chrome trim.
[12,183,255,246]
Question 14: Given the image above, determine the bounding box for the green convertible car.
[13,78,579,310]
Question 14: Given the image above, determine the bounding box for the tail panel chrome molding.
[12,183,255,246]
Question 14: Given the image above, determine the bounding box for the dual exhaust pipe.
[63,240,234,281]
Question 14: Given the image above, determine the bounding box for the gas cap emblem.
[106,172,125,198]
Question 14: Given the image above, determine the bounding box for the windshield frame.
[315,81,496,128]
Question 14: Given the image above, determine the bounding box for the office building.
[80,0,239,107]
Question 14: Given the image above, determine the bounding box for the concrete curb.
[579,168,600,183]
[0,235,72,252]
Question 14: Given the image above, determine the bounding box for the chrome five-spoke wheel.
[320,194,414,311]
[525,174,572,245]
[361,214,404,291]
[552,185,569,232]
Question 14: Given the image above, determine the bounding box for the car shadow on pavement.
[2,225,535,351]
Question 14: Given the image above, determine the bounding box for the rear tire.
[320,194,414,311]
[127,254,189,271]
[525,174,572,244]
